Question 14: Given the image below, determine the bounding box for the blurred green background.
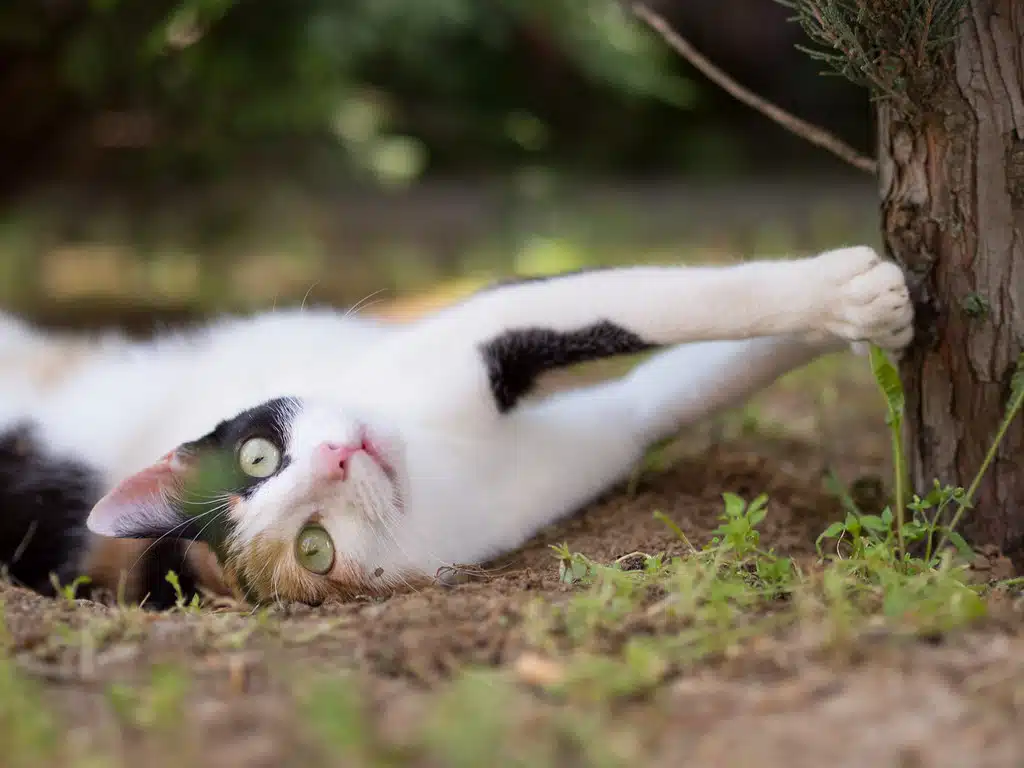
[0,0,879,328]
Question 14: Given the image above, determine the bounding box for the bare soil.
[2,360,1023,767]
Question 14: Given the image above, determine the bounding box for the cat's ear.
[86,449,195,539]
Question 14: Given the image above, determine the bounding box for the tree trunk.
[878,0,1024,562]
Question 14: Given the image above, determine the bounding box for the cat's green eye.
[238,437,281,478]
[295,524,335,574]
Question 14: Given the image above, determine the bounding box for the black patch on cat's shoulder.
[480,321,656,412]
[0,423,100,594]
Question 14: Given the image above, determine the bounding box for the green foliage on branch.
[777,0,969,108]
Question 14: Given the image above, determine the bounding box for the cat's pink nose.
[312,441,361,480]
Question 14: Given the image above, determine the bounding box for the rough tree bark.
[878,0,1024,562]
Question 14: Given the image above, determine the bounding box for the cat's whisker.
[387,568,424,596]
[242,537,279,597]
[373,507,447,587]
[299,281,321,311]
[182,491,235,503]
[182,506,232,561]
[349,299,385,317]
[343,288,387,319]
[127,502,232,577]
[270,558,286,605]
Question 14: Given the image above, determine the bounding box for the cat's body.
[0,247,914,606]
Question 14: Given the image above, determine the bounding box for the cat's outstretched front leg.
[366,247,912,419]
[454,327,899,567]
[444,260,913,564]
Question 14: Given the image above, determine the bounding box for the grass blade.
[869,345,907,556]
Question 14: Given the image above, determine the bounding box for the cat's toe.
[812,245,882,283]
[816,248,914,351]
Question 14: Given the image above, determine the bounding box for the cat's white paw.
[809,246,914,353]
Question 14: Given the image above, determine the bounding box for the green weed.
[165,570,202,612]
[535,493,798,682]
[868,345,908,553]
[531,348,1024,698]
[49,573,91,604]
[820,348,1024,571]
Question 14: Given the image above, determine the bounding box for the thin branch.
[631,2,878,175]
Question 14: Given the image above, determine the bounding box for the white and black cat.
[0,246,913,606]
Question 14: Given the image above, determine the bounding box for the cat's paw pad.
[812,246,914,352]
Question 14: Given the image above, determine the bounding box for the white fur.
[1,247,913,599]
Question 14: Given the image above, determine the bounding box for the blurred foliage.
[0,0,699,191]
[778,0,968,108]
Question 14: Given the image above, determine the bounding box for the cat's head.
[85,396,412,604]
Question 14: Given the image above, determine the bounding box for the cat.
[0,246,913,607]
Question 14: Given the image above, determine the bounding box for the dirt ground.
[2,357,1024,767]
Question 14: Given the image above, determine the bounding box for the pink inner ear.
[87,451,185,537]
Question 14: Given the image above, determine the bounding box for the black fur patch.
[0,424,100,594]
[480,321,655,412]
[138,539,201,609]
[182,396,299,502]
